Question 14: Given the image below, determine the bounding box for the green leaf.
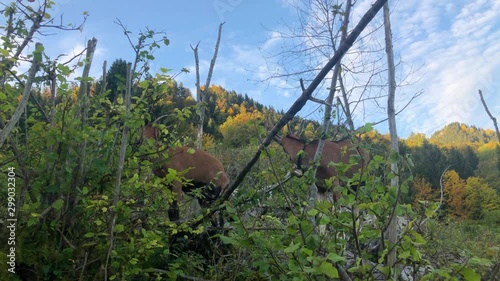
[166,168,177,182]
[52,199,64,210]
[219,235,235,245]
[358,123,373,133]
[469,257,492,266]
[307,208,319,216]
[84,232,95,238]
[460,267,481,281]
[284,242,301,253]
[424,206,436,218]
[327,253,345,263]
[114,224,124,233]
[319,261,339,278]
[319,215,331,225]
[80,186,89,195]
[225,205,237,215]
[399,250,411,259]
[0,48,9,56]
[57,64,72,76]
[302,247,313,257]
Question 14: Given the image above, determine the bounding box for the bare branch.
[309,96,333,106]
[478,89,500,142]
[115,18,137,53]
[203,22,225,91]
[195,22,225,149]
[370,90,423,126]
[299,78,306,92]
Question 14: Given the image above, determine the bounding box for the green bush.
[483,210,500,224]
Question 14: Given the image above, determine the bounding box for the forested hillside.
[0,1,499,281]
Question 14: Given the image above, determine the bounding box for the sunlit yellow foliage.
[202,133,215,150]
[303,123,317,140]
[443,170,467,218]
[209,84,225,96]
[89,82,96,97]
[216,97,227,111]
[412,176,434,207]
[219,110,263,147]
[41,87,52,99]
[405,132,426,147]
[443,170,499,219]
[464,177,499,219]
[478,141,500,152]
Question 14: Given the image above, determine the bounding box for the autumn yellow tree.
[443,170,468,218]
[405,132,426,147]
[219,109,263,147]
[412,176,434,206]
[464,177,499,219]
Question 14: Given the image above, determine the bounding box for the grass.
[424,219,499,279]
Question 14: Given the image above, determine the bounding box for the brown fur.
[278,134,369,200]
[142,123,229,220]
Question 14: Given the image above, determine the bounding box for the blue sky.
[22,0,500,138]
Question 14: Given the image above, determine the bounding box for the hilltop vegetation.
[429,122,498,147]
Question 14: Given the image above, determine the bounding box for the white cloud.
[265,0,500,136]
[389,0,500,136]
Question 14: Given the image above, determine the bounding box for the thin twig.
[56,228,76,250]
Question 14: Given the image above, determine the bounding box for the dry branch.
[105,62,132,280]
[478,89,500,142]
[384,2,399,268]
[194,22,225,149]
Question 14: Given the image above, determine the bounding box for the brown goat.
[276,134,369,201]
[142,123,229,221]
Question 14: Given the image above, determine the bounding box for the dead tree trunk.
[383,2,399,270]
[60,38,98,246]
[309,0,352,229]
[193,22,225,149]
[105,62,132,280]
[73,38,98,190]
